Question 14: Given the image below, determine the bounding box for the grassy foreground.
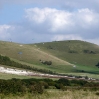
[1,89,99,99]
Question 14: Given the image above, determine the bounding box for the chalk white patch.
[20,45,23,46]
[0,66,32,75]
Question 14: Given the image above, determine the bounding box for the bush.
[39,81,49,89]
[29,83,43,94]
[41,60,52,65]
[96,62,99,67]
[57,78,70,86]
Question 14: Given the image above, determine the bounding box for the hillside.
[0,41,73,73]
[34,40,99,66]
[1,40,99,75]
[28,40,99,74]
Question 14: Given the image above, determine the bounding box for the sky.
[0,0,99,44]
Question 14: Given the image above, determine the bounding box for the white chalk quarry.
[0,66,32,75]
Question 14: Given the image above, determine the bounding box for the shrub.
[41,60,52,65]
[57,78,70,86]
[29,84,43,94]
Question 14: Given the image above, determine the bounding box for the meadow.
[1,40,99,99]
[35,40,99,67]
[1,40,99,76]
[1,89,99,99]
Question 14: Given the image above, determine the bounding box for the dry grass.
[1,89,99,99]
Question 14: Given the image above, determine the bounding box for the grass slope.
[0,41,72,73]
[30,40,99,74]
[1,40,99,75]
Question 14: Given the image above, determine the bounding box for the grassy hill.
[0,41,73,73]
[28,40,99,74]
[1,40,99,75]
[34,40,99,66]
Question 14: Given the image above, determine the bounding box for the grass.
[1,40,99,99]
[9,58,73,74]
[1,40,99,79]
[67,72,99,79]
[35,40,99,67]
[0,72,57,80]
[1,89,99,99]
[73,64,99,74]
[0,41,71,65]
[0,41,72,72]
[0,72,35,79]
[32,40,99,73]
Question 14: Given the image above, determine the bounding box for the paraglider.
[18,52,22,54]
[18,52,22,60]
[9,38,12,42]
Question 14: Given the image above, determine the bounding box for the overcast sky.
[0,0,99,44]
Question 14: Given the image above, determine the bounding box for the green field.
[0,72,56,80]
[0,72,32,79]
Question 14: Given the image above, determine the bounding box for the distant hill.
[1,40,99,74]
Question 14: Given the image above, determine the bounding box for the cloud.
[23,7,99,44]
[0,7,99,45]
[87,38,99,45]
[25,8,73,32]
[25,8,99,34]
[0,25,12,39]
[0,25,11,32]
[52,34,82,41]
[0,0,99,12]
